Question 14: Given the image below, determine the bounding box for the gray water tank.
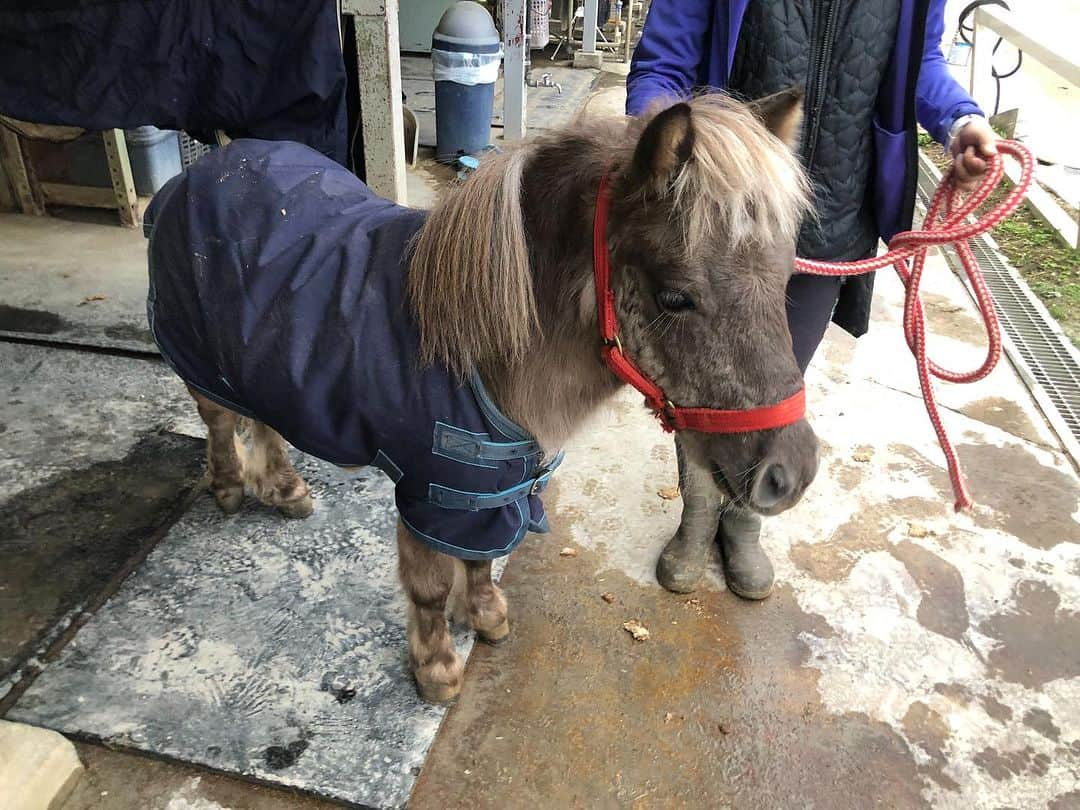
[432,2,502,162]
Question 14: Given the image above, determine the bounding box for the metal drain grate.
[917,156,1080,467]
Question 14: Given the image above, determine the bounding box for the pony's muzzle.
[748,420,820,515]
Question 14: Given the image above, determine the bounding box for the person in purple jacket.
[628,0,998,599]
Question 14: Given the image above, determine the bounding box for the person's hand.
[949,117,998,192]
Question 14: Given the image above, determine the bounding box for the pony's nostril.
[765,464,790,499]
[755,463,792,508]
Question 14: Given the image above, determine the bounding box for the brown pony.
[189,89,819,703]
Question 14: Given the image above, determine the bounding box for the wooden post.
[102,129,139,228]
[344,0,408,205]
[0,126,45,216]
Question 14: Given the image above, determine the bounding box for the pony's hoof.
[412,652,464,704]
[278,493,314,519]
[417,680,461,705]
[414,669,463,704]
[478,618,510,645]
[213,486,244,515]
[656,544,703,594]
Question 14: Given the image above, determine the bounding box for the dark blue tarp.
[0,0,347,164]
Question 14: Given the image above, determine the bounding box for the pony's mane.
[667,92,811,253]
[407,92,810,379]
[407,147,536,380]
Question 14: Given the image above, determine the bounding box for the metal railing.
[970,3,1080,248]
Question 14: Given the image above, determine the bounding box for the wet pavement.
[411,525,935,809]
[65,742,342,810]
[0,343,202,707]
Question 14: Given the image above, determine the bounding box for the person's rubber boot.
[718,507,774,600]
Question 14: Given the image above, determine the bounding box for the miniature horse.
[153,90,819,703]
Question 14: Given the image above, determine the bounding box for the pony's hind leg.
[246,421,313,518]
[397,521,463,703]
[189,388,246,514]
[462,559,509,644]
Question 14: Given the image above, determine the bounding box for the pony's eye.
[656,288,695,312]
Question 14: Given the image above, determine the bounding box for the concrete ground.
[64,743,341,810]
[1,60,1078,810]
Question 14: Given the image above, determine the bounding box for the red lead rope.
[594,140,1035,513]
[795,140,1034,511]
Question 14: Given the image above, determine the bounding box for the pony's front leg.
[462,559,509,644]
[656,437,724,593]
[396,521,463,703]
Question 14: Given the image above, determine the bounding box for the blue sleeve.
[915,0,984,144]
[626,0,714,116]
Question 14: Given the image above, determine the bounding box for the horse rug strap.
[144,139,558,559]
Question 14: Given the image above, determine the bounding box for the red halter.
[592,174,807,434]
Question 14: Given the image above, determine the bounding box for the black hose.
[956,0,1008,45]
[957,0,1023,117]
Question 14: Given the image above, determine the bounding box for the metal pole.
[573,0,602,68]
[583,0,598,52]
[503,0,528,140]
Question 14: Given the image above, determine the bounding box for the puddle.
[0,303,67,335]
[0,432,204,683]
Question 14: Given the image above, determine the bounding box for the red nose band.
[593,173,807,434]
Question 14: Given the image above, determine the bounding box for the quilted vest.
[145,139,558,560]
[730,0,900,260]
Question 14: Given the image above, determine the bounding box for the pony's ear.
[747,87,804,148]
[629,102,695,194]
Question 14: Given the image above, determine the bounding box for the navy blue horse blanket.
[146,140,557,559]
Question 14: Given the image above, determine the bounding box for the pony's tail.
[407,148,538,380]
